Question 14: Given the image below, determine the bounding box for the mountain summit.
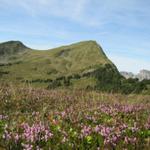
[0,41,29,56]
[0,40,121,89]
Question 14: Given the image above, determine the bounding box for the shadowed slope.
[0,41,29,56]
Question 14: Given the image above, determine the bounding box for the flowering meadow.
[0,85,150,149]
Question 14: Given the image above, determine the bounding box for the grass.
[0,40,114,88]
[72,77,97,89]
[0,41,149,149]
[0,84,150,149]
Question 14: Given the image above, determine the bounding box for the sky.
[0,0,150,73]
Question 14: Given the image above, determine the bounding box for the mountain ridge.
[0,40,149,94]
[0,40,113,69]
[0,40,120,89]
[120,70,150,81]
[0,40,29,55]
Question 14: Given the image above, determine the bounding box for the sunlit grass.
[0,85,150,149]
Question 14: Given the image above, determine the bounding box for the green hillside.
[0,40,118,87]
[0,41,29,63]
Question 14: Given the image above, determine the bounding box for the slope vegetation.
[0,40,149,93]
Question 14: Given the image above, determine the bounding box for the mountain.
[120,71,135,79]
[0,40,121,89]
[120,70,150,81]
[136,70,150,81]
[0,41,30,63]
[0,41,29,55]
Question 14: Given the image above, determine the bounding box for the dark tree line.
[22,79,53,83]
[47,76,71,89]
[0,70,9,77]
[23,63,150,94]
[85,64,149,94]
[0,61,22,67]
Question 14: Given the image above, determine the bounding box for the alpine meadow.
[0,0,150,150]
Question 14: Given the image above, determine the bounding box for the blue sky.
[0,0,150,73]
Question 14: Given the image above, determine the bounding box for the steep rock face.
[120,70,150,81]
[136,70,150,81]
[120,72,134,79]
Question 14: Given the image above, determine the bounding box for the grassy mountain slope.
[0,41,29,63]
[0,40,120,88]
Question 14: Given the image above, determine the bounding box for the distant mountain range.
[120,70,150,81]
